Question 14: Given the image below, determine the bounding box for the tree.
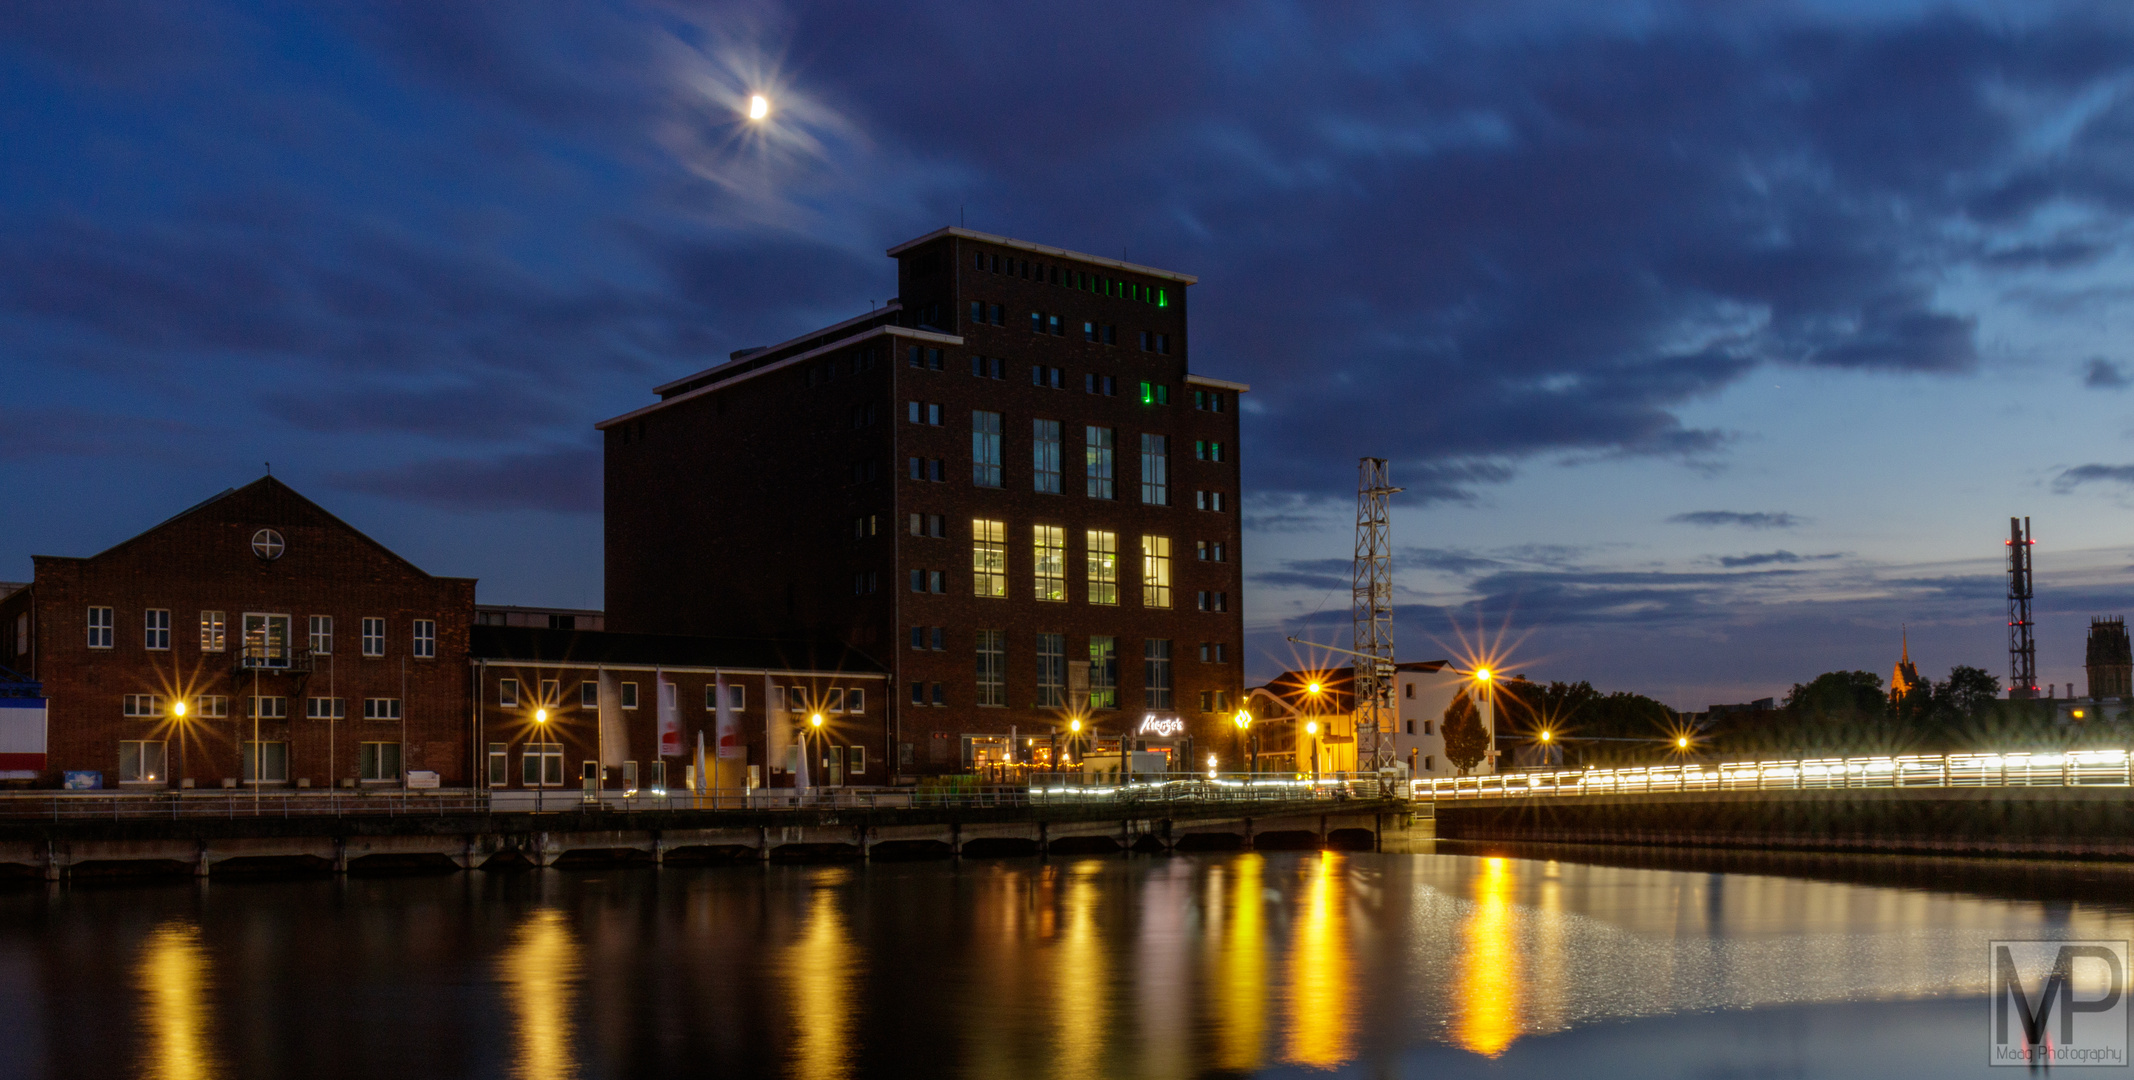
[1935,666,2000,719]
[1784,670,1888,721]
[1441,691,1491,775]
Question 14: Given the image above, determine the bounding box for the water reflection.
[1211,854,1266,1073]
[1052,862,1108,1080]
[1285,852,1352,1067]
[498,907,581,1080]
[135,921,219,1080]
[1455,856,1521,1056]
[785,867,857,1080]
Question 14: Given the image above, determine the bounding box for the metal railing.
[0,773,1405,821]
[1416,750,2134,801]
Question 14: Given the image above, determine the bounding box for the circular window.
[251,529,285,560]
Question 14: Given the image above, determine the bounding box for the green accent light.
[1141,382,1154,404]
[1157,289,1168,307]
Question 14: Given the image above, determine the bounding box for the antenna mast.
[2007,516,2036,699]
[1354,458,1402,772]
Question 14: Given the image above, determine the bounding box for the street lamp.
[534,708,549,813]
[169,700,187,790]
[810,713,825,798]
[1305,720,1320,784]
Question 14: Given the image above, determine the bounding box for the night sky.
[8,2,2134,708]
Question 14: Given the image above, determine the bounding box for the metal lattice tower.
[2008,516,2037,699]
[1353,458,1402,771]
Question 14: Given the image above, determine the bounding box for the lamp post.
[534,708,548,813]
[1232,710,1251,779]
[809,713,825,801]
[1305,720,1320,784]
[170,700,187,791]
[1473,667,1497,774]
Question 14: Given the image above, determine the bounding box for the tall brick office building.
[0,478,475,788]
[602,228,1248,780]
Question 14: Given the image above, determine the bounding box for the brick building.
[469,625,886,794]
[0,478,475,789]
[601,227,1248,780]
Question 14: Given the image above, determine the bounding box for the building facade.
[1248,661,1486,778]
[469,625,887,794]
[0,478,475,789]
[602,228,1248,780]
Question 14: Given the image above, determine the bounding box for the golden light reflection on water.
[1052,862,1107,1080]
[786,868,857,1080]
[136,921,219,1080]
[1283,852,1351,1067]
[1213,853,1266,1073]
[1455,856,1521,1056]
[499,908,581,1080]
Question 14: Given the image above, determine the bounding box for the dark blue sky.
[8,2,2134,705]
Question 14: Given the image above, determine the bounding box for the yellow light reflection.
[1214,854,1266,1073]
[1454,856,1522,1056]
[787,869,857,1080]
[1284,852,1351,1067]
[500,908,581,1080]
[136,922,219,1080]
[1053,862,1107,1080]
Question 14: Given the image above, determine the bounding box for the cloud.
[1668,511,1804,529]
[327,445,599,514]
[2055,464,2134,491]
[2083,358,2131,389]
[1717,550,1842,568]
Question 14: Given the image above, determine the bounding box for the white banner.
[657,670,680,757]
[715,672,742,759]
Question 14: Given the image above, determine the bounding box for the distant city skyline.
[8,3,2134,709]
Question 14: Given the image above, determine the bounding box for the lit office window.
[1141,536,1172,609]
[972,519,1007,598]
[1086,530,1118,605]
[1034,525,1066,602]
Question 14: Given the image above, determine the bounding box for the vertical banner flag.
[694,731,709,795]
[657,670,681,756]
[715,672,742,759]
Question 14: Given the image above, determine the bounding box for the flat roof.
[1185,373,1251,393]
[887,227,1199,285]
[470,625,887,675]
[596,323,963,430]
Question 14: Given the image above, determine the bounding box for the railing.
[1415,750,2134,801]
[0,773,1403,820]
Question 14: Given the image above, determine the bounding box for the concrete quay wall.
[0,799,1418,879]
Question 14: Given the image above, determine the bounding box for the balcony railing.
[232,646,314,674]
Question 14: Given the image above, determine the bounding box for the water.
[0,844,2127,1079]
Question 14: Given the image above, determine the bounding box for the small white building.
[1247,660,1492,778]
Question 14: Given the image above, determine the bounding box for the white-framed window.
[309,615,333,655]
[412,620,436,659]
[197,695,229,718]
[972,410,1003,488]
[620,683,638,709]
[972,518,1006,598]
[488,742,508,786]
[363,698,400,720]
[827,688,847,713]
[200,611,226,653]
[579,681,596,707]
[976,630,1006,707]
[1142,536,1171,609]
[789,686,809,712]
[1033,419,1062,494]
[359,742,402,782]
[361,618,385,657]
[1034,525,1066,602]
[540,679,557,705]
[1036,632,1065,707]
[849,745,867,774]
[144,609,170,651]
[250,696,288,719]
[242,741,289,784]
[1144,639,1173,709]
[119,740,167,785]
[306,697,345,720]
[87,606,113,649]
[729,683,745,710]
[1085,426,1115,499]
[521,742,563,786]
[1140,434,1168,505]
[499,679,520,708]
[122,694,164,717]
[1087,530,1119,605]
